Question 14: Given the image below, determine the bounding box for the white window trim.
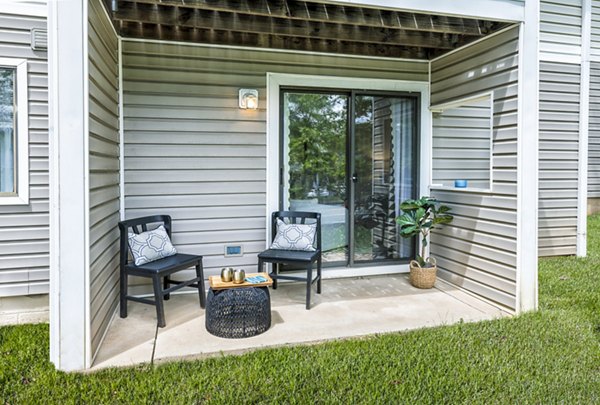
[429,91,494,193]
[266,73,431,277]
[0,57,29,205]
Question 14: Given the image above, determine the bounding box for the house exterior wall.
[121,40,428,287]
[588,2,600,207]
[590,60,600,204]
[538,0,586,256]
[540,0,583,60]
[0,2,49,320]
[539,61,581,256]
[430,26,520,310]
[88,0,120,358]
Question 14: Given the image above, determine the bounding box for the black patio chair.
[257,211,322,309]
[118,215,205,327]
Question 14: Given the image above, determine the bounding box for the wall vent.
[31,28,48,51]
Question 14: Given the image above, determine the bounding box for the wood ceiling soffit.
[117,0,494,36]
[115,3,475,49]
[113,0,508,59]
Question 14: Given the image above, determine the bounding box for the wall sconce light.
[239,88,258,110]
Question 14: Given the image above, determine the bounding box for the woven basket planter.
[409,258,437,289]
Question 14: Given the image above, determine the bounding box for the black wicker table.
[205,286,271,338]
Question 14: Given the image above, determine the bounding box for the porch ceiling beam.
[116,0,497,36]
[118,21,433,59]
[114,3,479,49]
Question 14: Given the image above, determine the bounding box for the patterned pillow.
[270,219,316,251]
[128,225,177,266]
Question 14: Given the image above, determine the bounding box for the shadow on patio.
[92,275,508,370]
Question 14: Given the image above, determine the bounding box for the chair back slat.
[141,224,148,232]
[132,225,140,234]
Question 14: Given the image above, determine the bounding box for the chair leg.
[119,269,128,319]
[152,275,166,328]
[163,276,170,301]
[306,264,313,310]
[317,256,322,294]
[272,263,278,290]
[195,262,206,309]
[257,258,263,273]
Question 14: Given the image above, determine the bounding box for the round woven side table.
[205,286,271,338]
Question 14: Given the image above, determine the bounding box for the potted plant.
[396,196,453,289]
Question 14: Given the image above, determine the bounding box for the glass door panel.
[352,95,416,263]
[282,91,349,264]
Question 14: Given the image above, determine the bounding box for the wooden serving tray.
[209,273,273,290]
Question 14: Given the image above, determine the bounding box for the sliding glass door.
[281,89,418,268]
[352,95,417,264]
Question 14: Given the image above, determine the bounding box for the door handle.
[352,173,358,182]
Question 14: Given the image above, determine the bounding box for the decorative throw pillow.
[128,225,177,266]
[270,219,316,251]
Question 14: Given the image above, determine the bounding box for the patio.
[42,0,539,371]
[92,275,507,370]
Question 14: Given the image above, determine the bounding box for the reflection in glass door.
[282,91,349,264]
[352,95,416,264]
[281,90,417,268]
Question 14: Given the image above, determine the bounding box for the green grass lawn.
[2,220,600,404]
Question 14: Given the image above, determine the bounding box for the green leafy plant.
[396,196,453,267]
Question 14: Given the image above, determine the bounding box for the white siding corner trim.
[516,3,540,313]
[48,0,91,372]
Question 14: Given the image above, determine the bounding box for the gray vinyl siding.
[539,62,580,256]
[430,26,519,311]
[122,41,428,283]
[0,7,49,297]
[540,0,583,60]
[590,61,600,197]
[538,1,582,256]
[590,2,600,197]
[590,0,600,58]
[88,0,120,356]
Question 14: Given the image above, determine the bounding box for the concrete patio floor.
[92,275,508,370]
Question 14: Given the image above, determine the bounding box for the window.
[430,92,493,192]
[0,58,28,205]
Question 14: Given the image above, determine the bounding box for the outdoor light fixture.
[239,88,259,109]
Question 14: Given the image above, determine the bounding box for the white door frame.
[266,73,431,277]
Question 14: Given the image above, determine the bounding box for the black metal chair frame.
[118,215,205,327]
[257,211,322,309]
